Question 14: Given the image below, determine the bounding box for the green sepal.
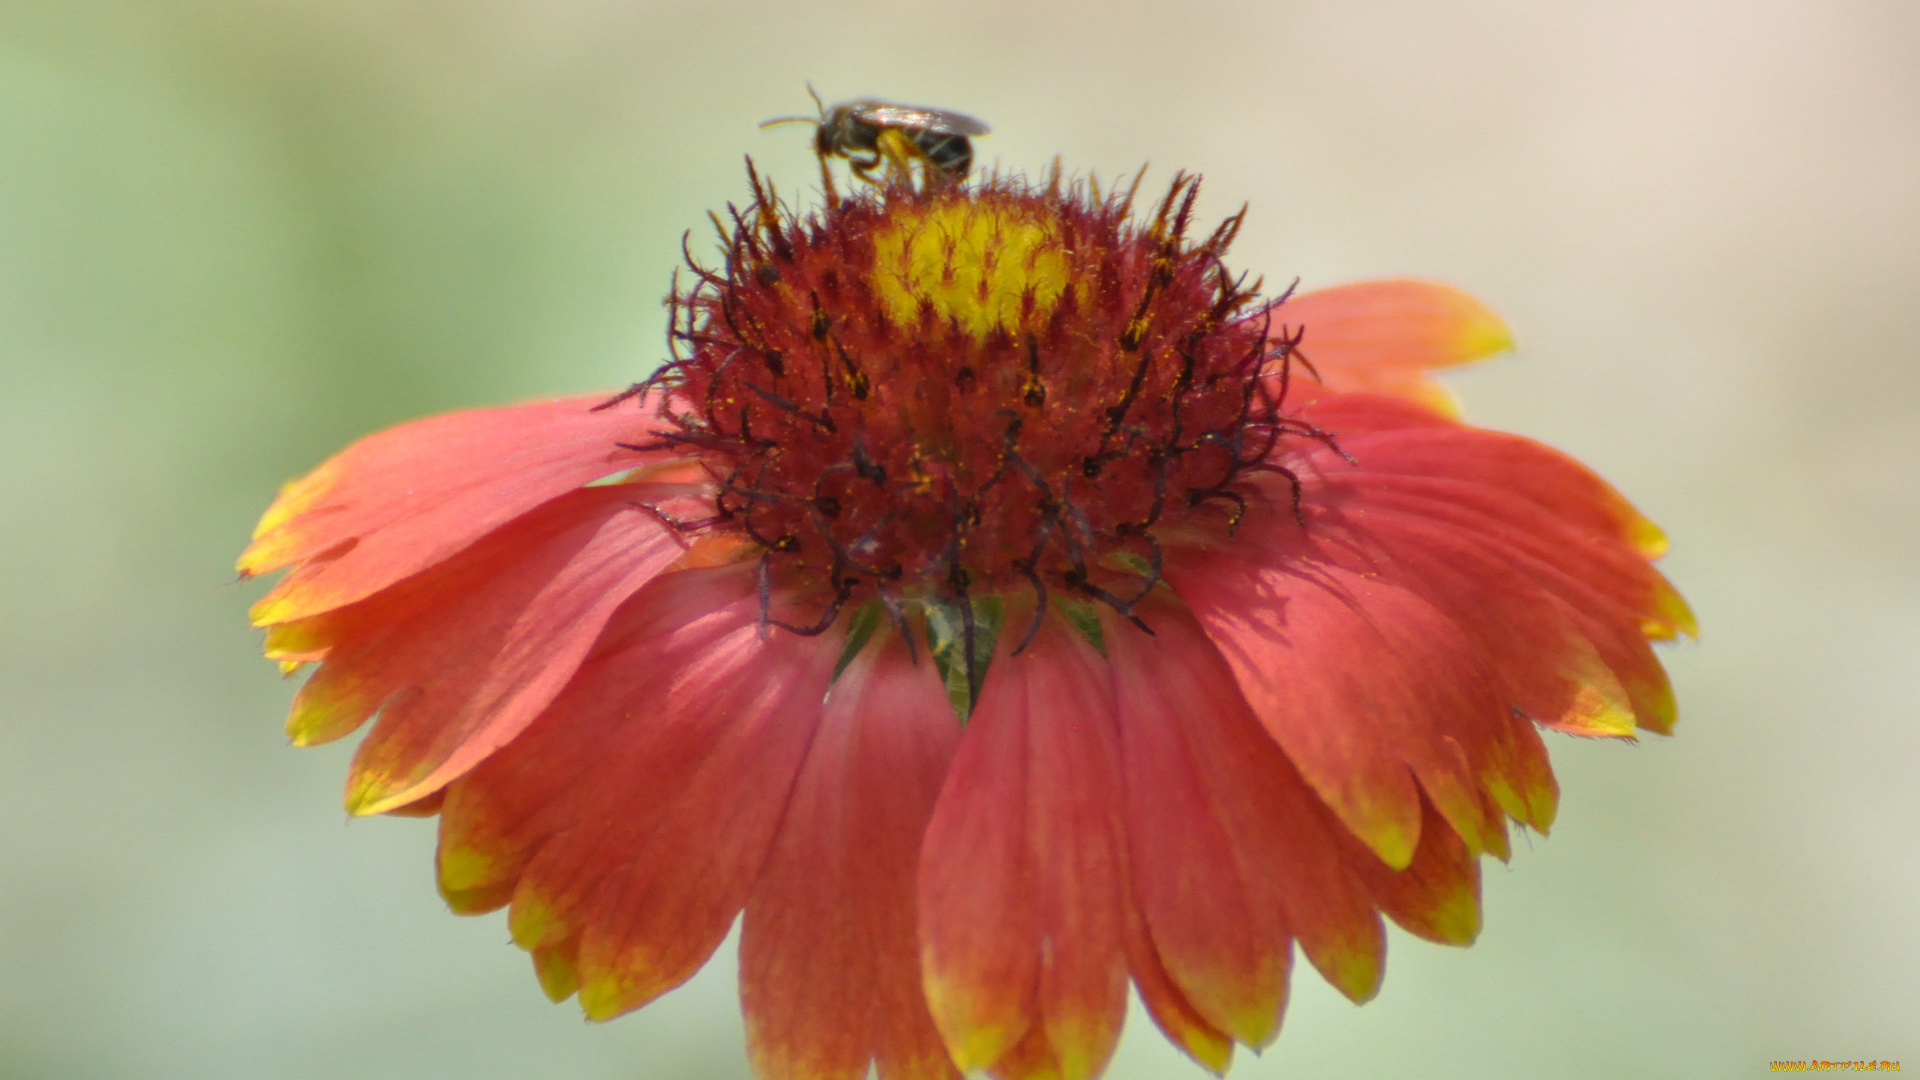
[1055,597,1107,657]
[924,595,1005,725]
[831,601,886,685]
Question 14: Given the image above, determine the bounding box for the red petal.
[1025,635,1130,1080]
[1329,472,1682,733]
[1171,548,1510,869]
[1226,481,1580,830]
[1104,606,1288,1048]
[985,1025,1061,1080]
[917,651,1038,1073]
[1177,411,1687,859]
[1121,897,1234,1075]
[919,619,1129,1080]
[429,566,838,1021]
[241,394,673,623]
[1338,498,1632,752]
[740,634,962,1080]
[274,485,683,814]
[573,620,839,1019]
[434,567,760,916]
[1355,796,1483,946]
[1332,424,1677,561]
[1277,280,1513,415]
[1112,599,1385,1007]
[1292,389,1459,437]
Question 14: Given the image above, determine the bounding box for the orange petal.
[1330,424,1680,566]
[1174,548,1509,868]
[739,634,962,1080]
[571,609,837,1019]
[240,394,673,623]
[1120,895,1235,1075]
[1278,280,1514,416]
[1335,473,1682,734]
[1115,600,1385,1007]
[279,484,683,813]
[1191,405,1687,855]
[569,626,838,1021]
[986,1024,1063,1080]
[424,566,837,1022]
[433,567,769,921]
[917,653,1039,1073]
[1105,606,1288,1049]
[919,619,1129,1080]
[1023,629,1130,1080]
[1356,797,1484,947]
[1231,487,1586,832]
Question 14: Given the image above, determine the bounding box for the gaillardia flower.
[242,164,1691,1080]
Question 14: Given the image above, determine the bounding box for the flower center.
[647,169,1305,635]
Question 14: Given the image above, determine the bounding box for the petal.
[1180,411,1689,856]
[986,1025,1063,1080]
[429,566,839,1021]
[271,483,683,814]
[740,633,962,1080]
[1024,635,1131,1080]
[1170,547,1510,869]
[1331,494,1634,749]
[1323,469,1684,732]
[917,649,1038,1073]
[1104,607,1288,1048]
[241,394,675,623]
[1354,796,1483,947]
[572,634,839,1019]
[1120,898,1234,1076]
[434,567,760,916]
[1225,477,1580,831]
[1292,388,1460,438]
[1284,415,1691,637]
[919,617,1129,1080]
[1331,423,1678,562]
[1278,280,1514,415]
[1110,599,1385,1007]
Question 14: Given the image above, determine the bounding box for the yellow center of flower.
[870,201,1072,340]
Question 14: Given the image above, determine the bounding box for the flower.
[241,163,1692,1080]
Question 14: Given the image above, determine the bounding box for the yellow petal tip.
[533,947,580,1003]
[343,775,407,817]
[577,976,629,1022]
[1454,307,1515,364]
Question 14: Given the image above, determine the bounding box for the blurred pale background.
[2,0,1915,1077]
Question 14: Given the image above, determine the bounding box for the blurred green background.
[3,0,1915,1077]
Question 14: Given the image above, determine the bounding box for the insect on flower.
[241,109,1691,1080]
[762,87,990,185]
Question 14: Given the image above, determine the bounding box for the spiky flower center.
[648,169,1307,636]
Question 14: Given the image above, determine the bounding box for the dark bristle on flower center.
[630,163,1333,643]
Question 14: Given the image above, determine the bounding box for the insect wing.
[847,101,990,137]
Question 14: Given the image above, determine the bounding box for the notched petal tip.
[1308,933,1385,1005]
[533,944,581,1003]
[240,465,341,561]
[1650,582,1700,640]
[1187,1034,1235,1076]
[508,887,568,952]
[343,769,423,817]
[578,972,641,1023]
[285,678,377,749]
[437,844,513,914]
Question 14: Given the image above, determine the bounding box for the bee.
[763,89,990,185]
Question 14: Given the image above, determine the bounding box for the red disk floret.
[636,166,1327,634]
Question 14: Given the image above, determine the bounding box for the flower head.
[242,159,1691,1080]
